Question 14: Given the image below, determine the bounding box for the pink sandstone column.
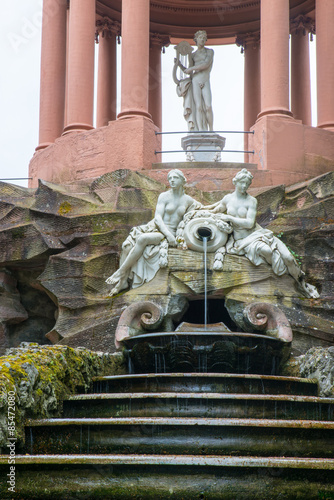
[118,0,151,119]
[63,0,96,134]
[291,18,312,125]
[243,36,261,161]
[259,0,292,118]
[64,5,70,127]
[96,23,118,128]
[37,0,67,151]
[316,0,334,131]
[149,36,163,130]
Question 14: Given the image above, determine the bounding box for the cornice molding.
[150,1,260,15]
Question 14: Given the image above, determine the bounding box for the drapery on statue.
[106,168,319,299]
[204,169,320,299]
[105,170,201,296]
[173,30,214,131]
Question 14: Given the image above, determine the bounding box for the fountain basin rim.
[66,392,334,404]
[122,331,290,345]
[92,373,314,383]
[24,417,334,429]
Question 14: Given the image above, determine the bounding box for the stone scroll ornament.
[115,301,163,349]
[243,302,293,343]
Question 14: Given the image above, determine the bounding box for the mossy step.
[26,416,334,428]
[62,392,334,420]
[1,454,334,469]
[23,417,334,457]
[1,455,334,499]
[92,373,319,396]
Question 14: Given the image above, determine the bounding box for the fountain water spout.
[196,227,212,330]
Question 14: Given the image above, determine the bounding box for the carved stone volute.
[115,301,164,348]
[243,302,293,343]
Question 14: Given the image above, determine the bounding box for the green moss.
[280,357,301,378]
[0,345,125,449]
[275,231,303,265]
[58,201,72,216]
[11,226,26,239]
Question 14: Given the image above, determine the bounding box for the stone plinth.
[250,116,334,182]
[181,134,226,162]
[148,162,308,191]
[29,116,160,187]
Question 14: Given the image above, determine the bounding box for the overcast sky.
[0,1,317,188]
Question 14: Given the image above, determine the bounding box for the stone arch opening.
[2,266,57,351]
[175,298,238,331]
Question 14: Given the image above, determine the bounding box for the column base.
[117,110,152,121]
[29,116,161,187]
[35,142,53,152]
[257,108,293,120]
[62,123,94,135]
[317,123,334,132]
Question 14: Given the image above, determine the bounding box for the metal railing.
[0,178,32,181]
[154,130,254,155]
[155,130,254,136]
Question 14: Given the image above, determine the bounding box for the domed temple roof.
[97,0,315,42]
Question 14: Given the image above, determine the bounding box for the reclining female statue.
[105,170,201,296]
[204,168,319,298]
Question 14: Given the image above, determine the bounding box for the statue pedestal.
[181,133,226,162]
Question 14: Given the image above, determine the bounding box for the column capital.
[150,32,170,52]
[290,14,315,39]
[235,32,260,53]
[96,17,121,42]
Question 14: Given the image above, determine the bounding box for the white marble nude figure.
[105,170,200,296]
[204,169,320,299]
[176,30,214,131]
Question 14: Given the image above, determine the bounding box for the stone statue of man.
[174,30,214,131]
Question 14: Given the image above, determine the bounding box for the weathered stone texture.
[0,343,125,448]
[284,346,334,397]
[0,169,332,354]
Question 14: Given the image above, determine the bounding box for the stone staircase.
[1,372,334,499]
